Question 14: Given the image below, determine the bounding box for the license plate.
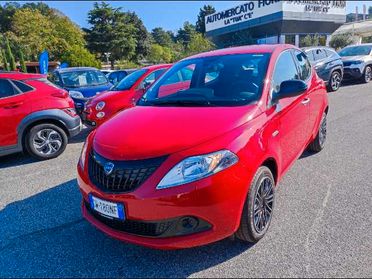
[89,194,125,220]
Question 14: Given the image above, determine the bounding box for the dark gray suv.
[303,47,344,92]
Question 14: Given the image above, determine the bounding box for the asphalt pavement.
[0,81,371,278]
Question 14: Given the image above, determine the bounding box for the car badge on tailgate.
[104,162,115,175]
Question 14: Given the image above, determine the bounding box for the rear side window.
[314,49,327,60]
[0,79,17,98]
[272,50,300,93]
[11,80,34,93]
[305,50,315,62]
[293,50,312,81]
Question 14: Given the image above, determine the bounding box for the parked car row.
[303,43,372,92]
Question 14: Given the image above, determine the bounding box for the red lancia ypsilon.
[77,45,329,249]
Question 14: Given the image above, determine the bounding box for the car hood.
[65,83,113,98]
[341,55,368,62]
[93,105,260,160]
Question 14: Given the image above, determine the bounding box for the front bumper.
[77,157,250,249]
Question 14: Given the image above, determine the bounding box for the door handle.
[2,102,23,109]
[301,98,310,105]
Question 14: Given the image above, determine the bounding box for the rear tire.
[25,123,68,160]
[308,112,327,153]
[235,166,275,243]
[327,71,342,92]
[361,65,372,83]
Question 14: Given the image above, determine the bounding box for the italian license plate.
[89,194,125,220]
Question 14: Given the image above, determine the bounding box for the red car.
[0,72,81,160]
[83,64,171,127]
[77,45,328,249]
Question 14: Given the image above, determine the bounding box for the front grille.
[88,150,167,193]
[85,202,173,237]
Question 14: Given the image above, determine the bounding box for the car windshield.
[113,69,147,91]
[60,70,108,88]
[138,53,271,107]
[339,46,372,57]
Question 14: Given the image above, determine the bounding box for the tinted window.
[325,49,336,57]
[294,50,312,81]
[113,69,147,91]
[0,79,16,98]
[140,53,271,107]
[339,45,372,56]
[60,70,108,88]
[272,51,300,93]
[305,50,315,62]
[142,69,166,87]
[314,49,327,60]
[12,80,33,93]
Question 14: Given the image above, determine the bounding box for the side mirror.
[272,80,307,103]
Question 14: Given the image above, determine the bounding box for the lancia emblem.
[104,162,115,175]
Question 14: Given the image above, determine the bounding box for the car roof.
[142,64,172,71]
[0,72,46,80]
[184,44,293,60]
[55,67,98,73]
[302,46,336,52]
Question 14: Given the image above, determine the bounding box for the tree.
[195,5,215,35]
[4,37,16,70]
[330,34,355,50]
[151,27,174,47]
[0,2,20,33]
[176,21,197,47]
[60,44,101,68]
[126,12,150,61]
[186,33,214,56]
[1,49,9,71]
[301,34,320,47]
[147,44,173,63]
[19,49,27,72]
[85,2,137,68]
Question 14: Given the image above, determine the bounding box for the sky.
[2,1,372,32]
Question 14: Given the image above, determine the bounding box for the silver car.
[339,44,372,83]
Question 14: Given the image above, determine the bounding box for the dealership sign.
[205,0,346,32]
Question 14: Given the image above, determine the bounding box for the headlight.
[157,150,238,190]
[79,139,88,169]
[69,90,84,99]
[95,101,105,111]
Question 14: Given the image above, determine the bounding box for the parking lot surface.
[0,82,371,278]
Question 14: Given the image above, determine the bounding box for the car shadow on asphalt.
[0,127,91,169]
[0,152,38,169]
[69,126,93,144]
[0,179,253,278]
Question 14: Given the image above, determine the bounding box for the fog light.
[96,112,105,119]
[179,217,199,230]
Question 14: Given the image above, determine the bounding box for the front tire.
[308,112,327,153]
[25,123,68,160]
[327,71,342,92]
[362,65,372,83]
[236,166,275,243]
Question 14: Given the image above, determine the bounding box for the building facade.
[205,0,346,48]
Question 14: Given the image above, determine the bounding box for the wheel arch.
[18,110,70,150]
[261,157,279,184]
